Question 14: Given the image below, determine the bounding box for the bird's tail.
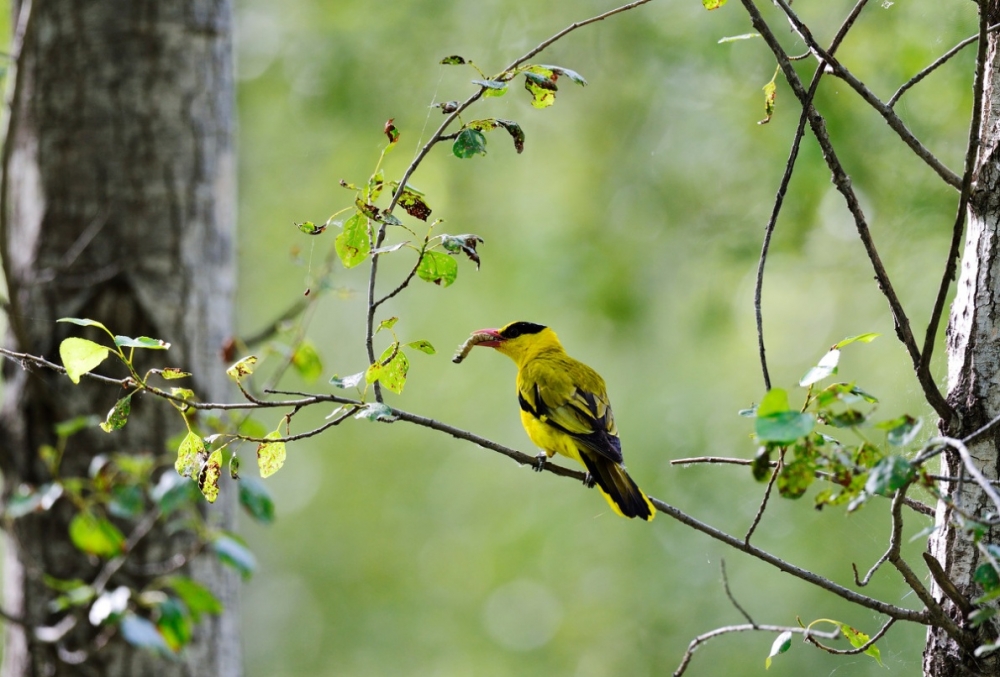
[580,453,655,521]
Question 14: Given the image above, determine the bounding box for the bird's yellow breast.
[520,409,584,464]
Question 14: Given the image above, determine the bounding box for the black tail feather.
[579,451,654,520]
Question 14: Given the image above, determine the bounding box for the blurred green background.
[234,0,974,675]
[0,0,979,674]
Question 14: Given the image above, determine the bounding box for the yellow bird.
[472,321,655,521]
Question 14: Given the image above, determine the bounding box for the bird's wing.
[518,376,623,465]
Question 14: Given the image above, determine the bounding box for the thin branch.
[919,13,991,394]
[771,0,962,189]
[720,560,755,626]
[739,0,953,421]
[923,551,975,617]
[885,486,972,646]
[754,0,869,390]
[931,436,1000,517]
[804,617,896,656]
[888,24,1000,109]
[852,549,890,587]
[744,448,782,544]
[673,623,839,677]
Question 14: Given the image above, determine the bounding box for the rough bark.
[925,3,1000,675]
[0,1,239,675]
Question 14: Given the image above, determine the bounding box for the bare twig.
[852,549,890,587]
[739,0,952,421]
[888,24,1000,108]
[804,617,896,656]
[932,436,1000,517]
[720,560,755,626]
[770,0,961,189]
[754,0,870,390]
[673,623,839,677]
[744,448,782,544]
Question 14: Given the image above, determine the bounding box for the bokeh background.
[234,1,974,675]
[0,0,979,675]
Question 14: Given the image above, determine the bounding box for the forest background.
[0,0,976,675]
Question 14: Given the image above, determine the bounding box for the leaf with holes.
[257,431,286,478]
[175,431,207,479]
[99,394,133,433]
[389,182,432,221]
[335,212,371,268]
[198,449,223,503]
[441,234,484,268]
[226,355,258,381]
[114,335,170,350]
[453,128,488,159]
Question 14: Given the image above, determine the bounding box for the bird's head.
[473,321,561,365]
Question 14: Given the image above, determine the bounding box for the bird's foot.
[582,472,596,488]
[533,453,548,472]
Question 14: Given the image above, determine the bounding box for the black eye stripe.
[500,321,547,339]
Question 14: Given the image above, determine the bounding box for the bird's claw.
[582,472,596,488]
[533,453,547,472]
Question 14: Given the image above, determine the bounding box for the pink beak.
[475,328,503,348]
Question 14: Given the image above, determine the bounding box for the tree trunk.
[0,0,239,675]
[925,3,1000,675]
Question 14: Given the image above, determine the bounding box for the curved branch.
[673,623,840,677]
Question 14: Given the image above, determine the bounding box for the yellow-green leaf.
[59,337,111,384]
[335,213,371,268]
[226,355,258,381]
[69,511,126,558]
[99,395,132,433]
[291,341,323,383]
[176,431,207,479]
[416,251,458,287]
[198,449,223,503]
[257,431,286,478]
[702,0,727,9]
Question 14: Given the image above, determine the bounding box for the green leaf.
[389,182,432,221]
[751,446,772,482]
[440,55,466,65]
[120,613,172,655]
[776,453,815,498]
[975,563,1000,592]
[68,511,126,558]
[212,533,256,579]
[765,630,792,669]
[379,212,403,227]
[155,597,191,651]
[453,128,488,159]
[159,368,191,380]
[151,473,201,514]
[757,388,790,416]
[108,484,145,519]
[702,0,727,9]
[833,333,880,349]
[57,317,110,333]
[329,371,365,389]
[239,477,276,524]
[59,337,111,384]
[335,212,371,268]
[198,449,223,503]
[416,251,459,287]
[799,349,840,387]
[99,394,133,433]
[466,119,524,154]
[226,355,258,381]
[865,456,915,496]
[523,71,557,108]
[291,341,323,382]
[165,576,223,622]
[378,346,409,395]
[756,411,814,444]
[175,431,207,479]
[759,77,776,125]
[406,340,436,355]
[441,234,484,268]
[354,402,397,422]
[55,415,100,437]
[297,220,326,235]
[472,79,507,90]
[114,335,170,350]
[377,317,399,333]
[368,169,385,202]
[876,415,922,447]
[257,431,286,479]
[540,65,588,86]
[837,623,883,667]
